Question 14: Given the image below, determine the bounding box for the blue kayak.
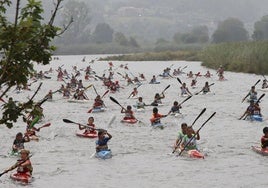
[151,123,164,129]
[249,115,262,122]
[95,150,112,159]
[91,108,105,113]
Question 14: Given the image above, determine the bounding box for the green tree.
[58,0,91,44]
[92,23,114,43]
[212,18,248,43]
[128,37,139,48]
[252,15,268,41]
[0,0,64,128]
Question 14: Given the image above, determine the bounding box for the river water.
[0,55,267,187]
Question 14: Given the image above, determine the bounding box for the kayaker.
[190,79,197,87]
[239,100,261,120]
[93,95,105,109]
[45,90,53,100]
[6,149,33,177]
[187,71,193,78]
[150,107,167,125]
[173,123,188,151]
[262,79,268,89]
[25,120,39,141]
[149,75,157,84]
[180,83,192,96]
[135,97,146,109]
[202,81,211,94]
[244,86,258,102]
[121,105,136,120]
[216,65,224,80]
[79,117,97,134]
[96,130,112,152]
[129,87,138,98]
[204,70,211,78]
[12,133,30,153]
[151,93,165,106]
[169,101,182,114]
[180,126,200,151]
[261,127,268,149]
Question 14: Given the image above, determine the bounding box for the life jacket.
[17,160,33,175]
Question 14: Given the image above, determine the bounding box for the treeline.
[200,41,268,74]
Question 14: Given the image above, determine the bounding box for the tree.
[252,15,268,41]
[58,0,91,44]
[114,32,128,46]
[173,26,209,44]
[212,18,249,43]
[0,0,65,128]
[92,23,114,43]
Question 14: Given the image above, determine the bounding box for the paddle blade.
[102,90,109,98]
[254,79,261,86]
[177,78,182,85]
[87,108,93,113]
[110,96,120,105]
[162,85,170,93]
[191,108,206,126]
[42,123,51,128]
[63,119,75,123]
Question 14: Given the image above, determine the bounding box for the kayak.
[121,119,138,124]
[251,146,268,156]
[91,108,105,113]
[178,149,205,159]
[8,150,20,157]
[95,150,112,159]
[149,81,160,84]
[67,99,90,103]
[247,115,263,122]
[187,149,205,159]
[10,172,32,184]
[135,108,145,113]
[169,112,183,118]
[151,123,164,129]
[76,132,98,138]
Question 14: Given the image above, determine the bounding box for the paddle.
[36,123,51,131]
[109,96,143,124]
[195,83,215,95]
[162,85,170,94]
[127,84,142,99]
[242,80,260,103]
[62,119,105,132]
[0,155,32,177]
[262,74,267,81]
[177,78,183,85]
[178,111,216,156]
[172,108,206,153]
[93,85,99,95]
[87,90,109,113]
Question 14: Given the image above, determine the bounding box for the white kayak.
[67,99,90,103]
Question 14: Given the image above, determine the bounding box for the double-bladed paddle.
[62,119,105,132]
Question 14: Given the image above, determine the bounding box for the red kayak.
[252,146,268,156]
[187,149,205,159]
[10,172,31,184]
[76,132,98,138]
[121,118,138,124]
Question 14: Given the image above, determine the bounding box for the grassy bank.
[200,41,268,74]
[99,50,200,61]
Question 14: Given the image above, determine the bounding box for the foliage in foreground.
[0,0,65,128]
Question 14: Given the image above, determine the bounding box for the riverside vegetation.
[100,41,268,75]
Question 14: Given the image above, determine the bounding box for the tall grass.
[200,41,268,74]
